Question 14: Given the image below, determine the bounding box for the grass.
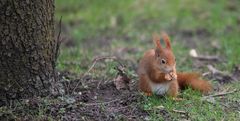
[143,93,223,121]
[55,0,240,120]
[142,83,240,120]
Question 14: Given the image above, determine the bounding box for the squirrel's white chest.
[149,82,170,95]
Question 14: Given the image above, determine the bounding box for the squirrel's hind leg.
[139,74,152,96]
[167,80,179,97]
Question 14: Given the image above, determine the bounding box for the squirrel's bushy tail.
[177,72,212,94]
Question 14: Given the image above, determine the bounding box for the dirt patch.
[0,71,149,121]
[172,28,212,49]
[225,0,239,12]
[81,35,114,50]
[55,81,148,121]
[232,65,240,81]
[60,70,149,120]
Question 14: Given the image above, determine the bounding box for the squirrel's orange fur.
[138,32,212,97]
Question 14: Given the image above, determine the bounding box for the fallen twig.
[203,89,238,98]
[189,49,221,61]
[97,78,106,89]
[202,71,211,77]
[172,109,187,114]
[207,65,225,75]
[72,56,123,93]
[207,65,238,82]
[85,56,117,76]
[192,55,220,61]
[201,89,238,108]
[202,97,229,108]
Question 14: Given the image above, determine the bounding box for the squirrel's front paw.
[170,72,177,80]
[164,74,172,81]
[165,72,177,81]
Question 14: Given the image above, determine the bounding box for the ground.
[1,0,240,120]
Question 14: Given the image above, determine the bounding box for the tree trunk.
[0,0,57,104]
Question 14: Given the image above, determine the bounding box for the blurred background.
[55,0,240,77]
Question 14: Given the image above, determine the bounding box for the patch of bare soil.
[81,35,114,49]
[171,28,212,49]
[0,71,149,121]
[80,32,131,51]
[75,87,147,120]
[60,70,148,120]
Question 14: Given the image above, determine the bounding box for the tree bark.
[0,0,57,104]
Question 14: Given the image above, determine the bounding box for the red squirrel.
[137,32,212,97]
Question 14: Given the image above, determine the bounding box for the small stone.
[189,49,198,57]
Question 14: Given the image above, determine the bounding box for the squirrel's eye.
[161,59,166,64]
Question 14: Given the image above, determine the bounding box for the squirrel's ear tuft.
[161,32,171,49]
[152,33,162,50]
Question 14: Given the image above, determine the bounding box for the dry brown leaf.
[113,65,130,90]
[114,75,130,90]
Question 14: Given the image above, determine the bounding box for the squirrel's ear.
[152,33,162,50]
[161,32,171,49]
